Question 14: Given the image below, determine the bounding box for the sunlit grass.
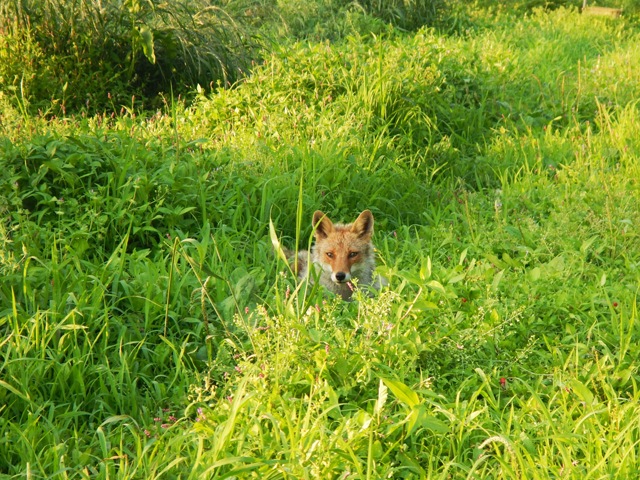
[1,4,639,479]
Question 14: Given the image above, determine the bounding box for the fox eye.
[348,252,359,258]
[326,252,334,259]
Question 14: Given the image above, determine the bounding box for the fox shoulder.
[281,248,309,277]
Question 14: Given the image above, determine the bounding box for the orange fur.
[291,210,382,300]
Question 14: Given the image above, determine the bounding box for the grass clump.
[0,0,261,114]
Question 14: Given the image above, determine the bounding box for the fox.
[286,210,383,301]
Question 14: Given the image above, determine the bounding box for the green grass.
[1,4,640,479]
[0,0,263,114]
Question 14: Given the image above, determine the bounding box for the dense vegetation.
[1,0,639,478]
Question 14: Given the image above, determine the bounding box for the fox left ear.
[351,210,374,238]
[313,210,334,239]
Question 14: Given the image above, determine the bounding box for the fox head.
[312,210,374,285]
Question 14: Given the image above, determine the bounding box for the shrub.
[0,0,262,114]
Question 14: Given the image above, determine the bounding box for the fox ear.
[313,210,333,239]
[351,210,374,238]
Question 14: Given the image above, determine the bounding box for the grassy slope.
[1,6,640,479]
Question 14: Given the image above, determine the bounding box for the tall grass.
[177,7,640,186]
[1,4,639,479]
[0,0,262,114]
[0,0,452,115]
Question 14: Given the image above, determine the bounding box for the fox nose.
[335,272,347,282]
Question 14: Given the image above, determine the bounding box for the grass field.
[1,3,640,479]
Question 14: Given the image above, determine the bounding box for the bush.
[0,0,262,114]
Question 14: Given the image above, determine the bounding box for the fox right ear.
[313,210,333,239]
[351,209,374,238]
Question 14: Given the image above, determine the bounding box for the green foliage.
[181,7,640,184]
[0,0,452,115]
[257,0,447,41]
[0,0,262,114]
[353,0,448,30]
[1,3,640,479]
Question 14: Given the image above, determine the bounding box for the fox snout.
[332,271,351,284]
